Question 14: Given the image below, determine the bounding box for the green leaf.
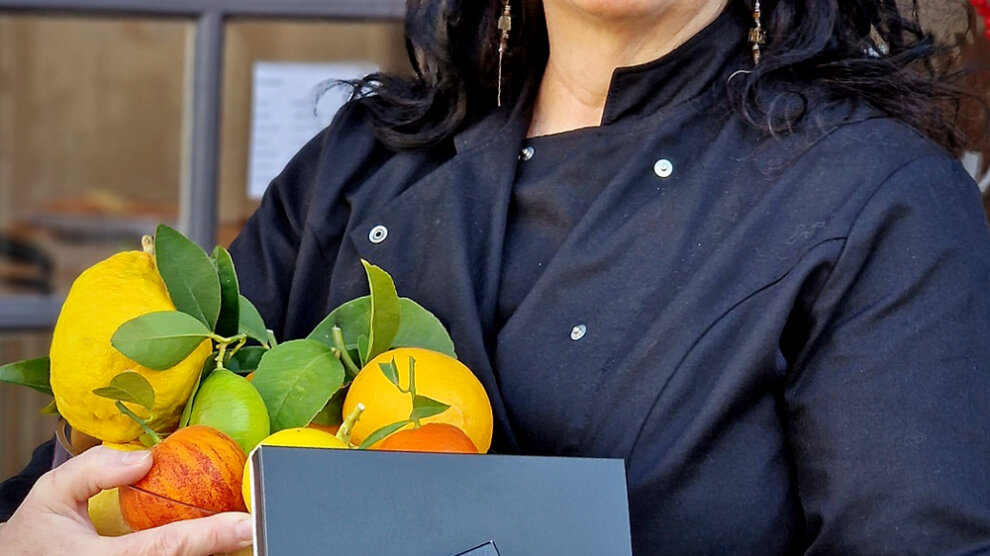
[39,399,59,416]
[227,346,267,374]
[307,297,456,359]
[361,260,401,364]
[178,374,201,428]
[211,246,241,338]
[154,224,222,330]
[357,335,370,366]
[238,295,269,346]
[252,339,345,432]
[410,395,450,421]
[308,297,368,349]
[0,357,52,396]
[179,352,218,428]
[111,311,212,371]
[378,359,400,389]
[92,371,155,411]
[310,387,348,427]
[358,420,409,450]
[390,299,456,357]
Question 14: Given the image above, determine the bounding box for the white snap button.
[368,225,388,244]
[570,324,587,341]
[520,146,535,162]
[653,158,673,178]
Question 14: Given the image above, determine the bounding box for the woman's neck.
[528,0,728,138]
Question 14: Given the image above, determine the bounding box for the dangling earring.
[497,0,512,107]
[867,24,890,57]
[749,0,766,65]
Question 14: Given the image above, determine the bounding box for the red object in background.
[970,0,990,37]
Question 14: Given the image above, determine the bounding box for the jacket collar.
[454,1,751,153]
[601,3,751,125]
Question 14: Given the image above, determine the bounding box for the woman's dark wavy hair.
[351,0,980,153]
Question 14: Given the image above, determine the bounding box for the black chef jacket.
[4,5,990,553]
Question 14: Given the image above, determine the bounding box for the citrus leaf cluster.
[252,261,457,434]
[0,224,459,449]
[251,340,344,431]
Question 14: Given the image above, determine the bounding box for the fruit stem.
[141,235,155,256]
[227,337,247,358]
[115,401,162,446]
[407,356,420,427]
[207,333,248,372]
[336,402,365,445]
[331,326,361,377]
[215,344,228,371]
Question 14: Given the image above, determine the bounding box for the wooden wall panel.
[0,15,189,230]
[0,14,189,482]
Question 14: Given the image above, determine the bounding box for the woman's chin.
[556,0,673,21]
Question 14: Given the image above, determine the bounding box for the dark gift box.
[250,446,632,555]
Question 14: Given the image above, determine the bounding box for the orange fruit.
[342,348,492,453]
[119,426,246,531]
[376,423,479,454]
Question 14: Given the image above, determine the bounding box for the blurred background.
[0,1,987,480]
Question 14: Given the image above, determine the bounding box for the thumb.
[110,512,254,556]
[33,445,153,507]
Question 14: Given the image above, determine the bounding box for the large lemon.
[343,348,493,453]
[50,250,212,443]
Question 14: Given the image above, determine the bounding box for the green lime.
[188,369,270,453]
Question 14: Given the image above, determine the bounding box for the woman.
[3,0,989,553]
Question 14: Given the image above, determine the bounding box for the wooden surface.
[0,14,188,299]
[0,14,188,231]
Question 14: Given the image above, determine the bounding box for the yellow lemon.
[218,549,254,556]
[101,440,146,452]
[88,488,132,536]
[49,250,212,443]
[241,427,348,511]
[343,348,493,453]
[87,441,146,535]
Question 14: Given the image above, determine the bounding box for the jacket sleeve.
[785,155,990,553]
[0,439,54,522]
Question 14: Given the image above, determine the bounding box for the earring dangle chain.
[497,0,513,107]
[749,0,766,65]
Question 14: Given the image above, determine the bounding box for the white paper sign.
[248,61,378,199]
